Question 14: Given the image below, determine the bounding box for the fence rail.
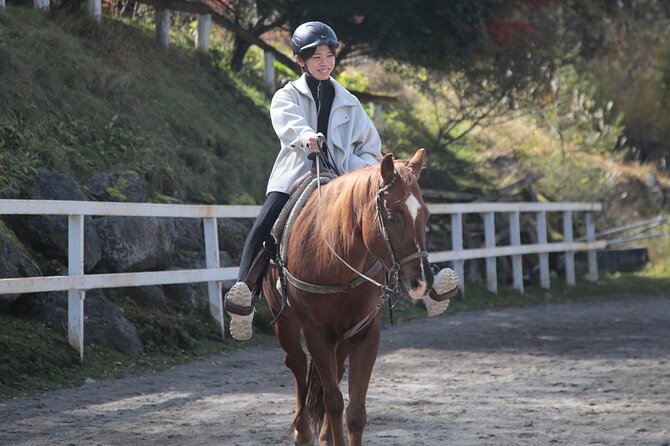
[426,201,603,293]
[0,199,603,360]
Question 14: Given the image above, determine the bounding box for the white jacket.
[266,74,382,194]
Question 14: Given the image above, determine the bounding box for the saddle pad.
[271,171,337,265]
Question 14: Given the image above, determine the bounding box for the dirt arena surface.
[1,295,669,446]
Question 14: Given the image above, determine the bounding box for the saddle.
[241,168,338,296]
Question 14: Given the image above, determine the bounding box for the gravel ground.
[1,295,669,446]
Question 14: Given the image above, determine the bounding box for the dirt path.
[1,295,669,446]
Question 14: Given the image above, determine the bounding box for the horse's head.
[365,149,434,299]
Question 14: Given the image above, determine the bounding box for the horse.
[262,148,434,446]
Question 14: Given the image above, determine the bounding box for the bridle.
[374,167,429,295]
[306,154,429,338]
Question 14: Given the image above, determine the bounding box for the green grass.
[0,308,277,399]
[0,8,277,203]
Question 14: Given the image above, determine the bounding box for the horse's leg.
[263,273,312,445]
[318,343,349,445]
[276,321,313,445]
[303,327,346,446]
[346,319,381,446]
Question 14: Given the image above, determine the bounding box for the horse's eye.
[387,212,400,223]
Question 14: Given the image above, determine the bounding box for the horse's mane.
[296,160,417,276]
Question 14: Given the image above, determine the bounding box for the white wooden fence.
[427,202,605,293]
[0,199,604,360]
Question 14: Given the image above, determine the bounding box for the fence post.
[563,211,576,286]
[451,213,465,293]
[263,51,276,92]
[484,211,497,293]
[585,211,598,282]
[155,8,171,48]
[196,13,211,52]
[536,211,550,289]
[34,0,49,11]
[509,211,524,293]
[203,217,225,339]
[87,0,101,22]
[372,102,384,134]
[68,215,85,362]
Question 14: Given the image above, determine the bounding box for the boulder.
[10,289,144,354]
[94,216,176,272]
[0,223,42,310]
[87,172,146,202]
[172,218,204,252]
[217,218,252,262]
[162,250,234,313]
[5,169,102,272]
[123,285,172,314]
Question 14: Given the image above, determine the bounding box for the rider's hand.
[307,133,325,153]
[307,136,321,153]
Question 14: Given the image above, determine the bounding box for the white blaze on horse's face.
[405,193,422,225]
[404,192,429,299]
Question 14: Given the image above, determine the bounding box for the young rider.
[224,21,460,341]
[224,21,383,340]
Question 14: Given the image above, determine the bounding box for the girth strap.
[282,259,384,294]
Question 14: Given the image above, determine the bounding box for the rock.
[87,172,146,203]
[0,223,42,310]
[162,250,235,313]
[94,216,176,272]
[163,275,208,313]
[10,289,144,354]
[5,169,102,272]
[218,218,252,262]
[123,285,172,314]
[172,218,204,252]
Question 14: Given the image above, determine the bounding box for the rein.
[304,154,428,339]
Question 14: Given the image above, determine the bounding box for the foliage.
[0,124,40,188]
[578,0,670,163]
[0,8,277,204]
[335,70,368,92]
[532,65,626,158]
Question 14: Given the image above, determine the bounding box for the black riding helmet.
[291,21,339,56]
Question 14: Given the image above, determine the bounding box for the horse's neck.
[289,189,376,283]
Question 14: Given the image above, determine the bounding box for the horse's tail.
[305,356,325,433]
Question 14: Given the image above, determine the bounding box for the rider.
[224,21,383,340]
[225,21,461,341]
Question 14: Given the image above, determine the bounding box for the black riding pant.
[236,191,290,282]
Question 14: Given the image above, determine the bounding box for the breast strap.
[281,259,384,294]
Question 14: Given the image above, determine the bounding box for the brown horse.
[262,149,433,446]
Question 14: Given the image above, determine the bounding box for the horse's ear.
[380,153,395,184]
[407,148,425,178]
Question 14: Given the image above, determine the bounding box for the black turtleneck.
[305,75,335,139]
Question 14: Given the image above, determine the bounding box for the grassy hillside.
[0,7,276,204]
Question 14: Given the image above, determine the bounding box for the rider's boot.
[425,268,460,317]
[225,282,254,341]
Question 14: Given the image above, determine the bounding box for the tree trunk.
[230,35,252,72]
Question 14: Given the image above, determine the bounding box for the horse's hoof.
[294,429,314,446]
[225,282,254,341]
